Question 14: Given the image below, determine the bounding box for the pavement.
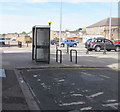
[0,43,119,111]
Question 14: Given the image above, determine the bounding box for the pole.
[26,42,28,47]
[59,0,62,44]
[103,39,106,54]
[109,1,112,40]
[66,44,69,54]
[8,41,10,47]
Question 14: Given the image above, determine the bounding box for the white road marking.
[33,75,38,77]
[70,91,74,94]
[71,94,83,97]
[80,107,92,110]
[59,101,85,106]
[82,90,89,92]
[81,72,93,76]
[41,83,48,89]
[58,79,65,82]
[102,103,118,109]
[87,92,104,98]
[99,75,110,79]
[106,99,116,103]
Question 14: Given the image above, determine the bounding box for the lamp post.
[109,1,112,40]
[59,0,62,44]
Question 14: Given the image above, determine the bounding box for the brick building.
[86,18,119,40]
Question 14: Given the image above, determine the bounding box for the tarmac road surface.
[21,67,119,111]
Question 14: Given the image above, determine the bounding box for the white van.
[82,35,105,43]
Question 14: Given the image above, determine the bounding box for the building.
[51,30,83,42]
[17,35,32,43]
[86,18,119,40]
[5,33,19,40]
[4,33,32,43]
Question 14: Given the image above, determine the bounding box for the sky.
[0,0,119,34]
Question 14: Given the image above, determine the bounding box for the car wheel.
[2,42,5,45]
[73,44,77,47]
[107,49,111,51]
[115,46,120,52]
[88,49,92,51]
[61,44,64,47]
[95,46,101,52]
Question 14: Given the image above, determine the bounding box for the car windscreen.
[86,39,92,42]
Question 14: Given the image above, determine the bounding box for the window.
[0,38,5,40]
[105,39,112,44]
[67,40,71,42]
[71,40,75,42]
[97,39,102,42]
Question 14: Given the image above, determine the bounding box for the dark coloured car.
[85,38,120,52]
[51,40,57,45]
[0,38,5,45]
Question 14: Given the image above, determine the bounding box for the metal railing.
[56,49,62,63]
[70,49,77,64]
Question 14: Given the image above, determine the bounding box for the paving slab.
[2,70,29,110]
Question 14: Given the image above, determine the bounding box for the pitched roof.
[87,18,119,28]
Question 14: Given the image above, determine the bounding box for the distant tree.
[2,34,5,36]
[15,32,18,34]
[22,31,27,34]
[21,31,28,36]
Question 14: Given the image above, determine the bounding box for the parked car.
[57,39,77,47]
[51,40,57,45]
[113,40,120,44]
[0,38,5,45]
[85,38,120,52]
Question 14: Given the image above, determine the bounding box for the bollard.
[103,39,106,54]
[86,45,89,54]
[70,49,77,64]
[66,44,69,54]
[26,42,28,47]
[56,49,62,63]
[18,41,22,48]
[56,44,58,50]
[8,41,10,47]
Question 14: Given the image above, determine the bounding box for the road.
[21,67,118,111]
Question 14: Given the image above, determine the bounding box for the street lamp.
[109,1,112,40]
[48,20,52,26]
